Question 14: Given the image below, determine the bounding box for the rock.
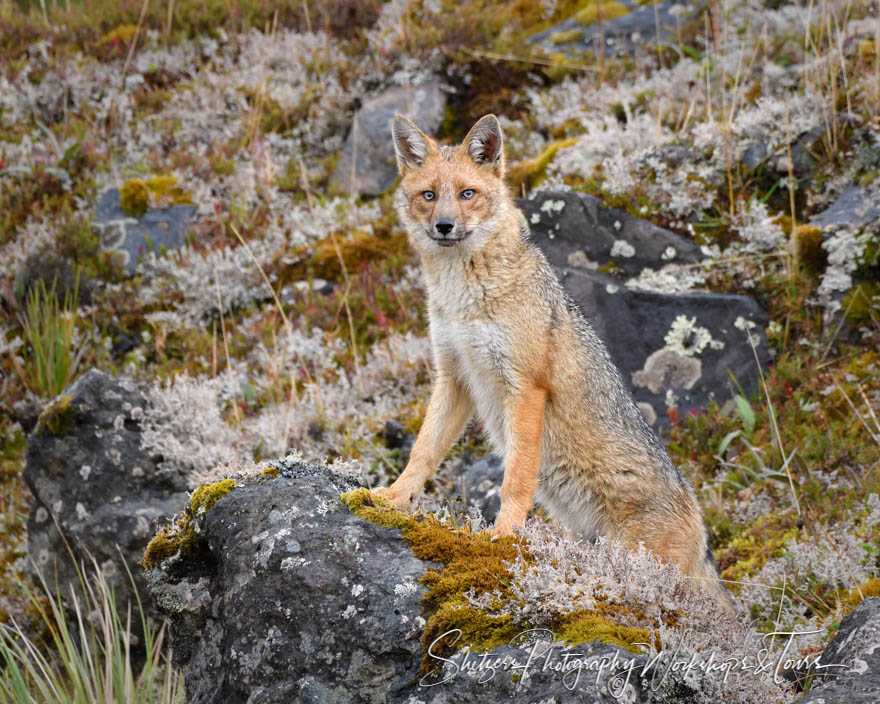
[24,369,188,630]
[149,458,696,703]
[810,184,880,231]
[741,141,770,170]
[517,191,702,278]
[462,454,503,520]
[557,267,770,425]
[383,419,414,467]
[92,187,198,274]
[149,458,428,704]
[332,81,446,196]
[528,0,698,58]
[801,598,880,702]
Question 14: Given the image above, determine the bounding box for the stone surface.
[801,598,880,702]
[149,458,427,704]
[462,454,503,520]
[559,267,769,425]
[149,458,696,703]
[332,81,446,196]
[24,369,189,627]
[517,191,702,278]
[92,187,198,274]
[528,0,698,58]
[810,184,880,231]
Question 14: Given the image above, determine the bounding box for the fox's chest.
[431,316,514,447]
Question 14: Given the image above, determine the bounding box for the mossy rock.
[576,1,629,26]
[508,137,578,192]
[141,478,236,571]
[35,394,75,437]
[341,488,661,673]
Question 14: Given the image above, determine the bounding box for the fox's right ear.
[391,115,435,174]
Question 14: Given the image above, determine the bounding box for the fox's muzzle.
[431,218,468,246]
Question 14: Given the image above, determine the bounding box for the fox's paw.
[373,484,415,511]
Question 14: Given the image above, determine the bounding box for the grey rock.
[92,187,198,274]
[462,454,503,521]
[517,191,702,278]
[529,0,698,58]
[149,458,427,704]
[558,267,769,426]
[810,184,880,231]
[149,458,697,703]
[801,597,880,702]
[741,141,770,170]
[332,81,446,196]
[24,369,189,631]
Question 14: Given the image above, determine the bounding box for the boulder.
[810,184,880,231]
[801,597,880,702]
[528,0,698,58]
[148,458,695,703]
[332,81,446,196]
[24,369,189,626]
[517,191,702,278]
[92,187,198,274]
[559,267,769,425]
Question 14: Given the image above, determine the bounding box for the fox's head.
[391,114,512,254]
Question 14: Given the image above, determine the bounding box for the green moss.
[141,478,236,571]
[555,610,653,654]
[841,281,880,326]
[262,466,280,478]
[548,29,583,45]
[120,175,193,218]
[119,179,149,217]
[341,488,658,673]
[35,394,74,437]
[508,137,578,191]
[576,1,629,26]
[793,224,826,272]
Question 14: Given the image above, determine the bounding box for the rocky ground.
[1,0,880,701]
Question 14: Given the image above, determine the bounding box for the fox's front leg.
[492,384,548,536]
[376,374,473,510]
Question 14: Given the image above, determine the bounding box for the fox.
[375,113,733,608]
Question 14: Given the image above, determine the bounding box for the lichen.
[141,478,236,571]
[35,394,74,437]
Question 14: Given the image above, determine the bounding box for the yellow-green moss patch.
[576,1,629,26]
[141,478,236,571]
[35,394,74,437]
[341,488,658,673]
[508,137,578,191]
[120,179,150,218]
[262,466,281,478]
[120,175,194,218]
[548,29,583,45]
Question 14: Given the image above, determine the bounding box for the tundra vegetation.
[0,0,878,701]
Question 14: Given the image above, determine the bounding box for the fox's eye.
[460,189,475,200]
[422,190,435,201]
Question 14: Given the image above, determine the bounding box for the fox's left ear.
[463,115,505,177]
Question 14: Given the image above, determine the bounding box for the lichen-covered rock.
[24,369,189,626]
[148,459,696,703]
[810,183,880,231]
[559,267,769,426]
[801,598,880,702]
[528,0,698,58]
[517,191,702,278]
[332,81,446,196]
[92,187,198,274]
[463,454,503,520]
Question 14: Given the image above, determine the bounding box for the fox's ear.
[391,114,436,174]
[463,115,504,177]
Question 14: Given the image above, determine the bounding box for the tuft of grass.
[0,556,183,704]
[14,274,86,399]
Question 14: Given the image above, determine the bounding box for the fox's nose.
[435,219,454,236]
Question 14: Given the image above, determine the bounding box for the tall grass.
[0,556,183,704]
[14,276,86,399]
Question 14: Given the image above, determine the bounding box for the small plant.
[0,555,183,704]
[14,275,87,399]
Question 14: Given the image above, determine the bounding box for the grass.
[14,274,86,399]
[0,555,183,703]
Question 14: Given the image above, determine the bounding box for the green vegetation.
[141,478,236,571]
